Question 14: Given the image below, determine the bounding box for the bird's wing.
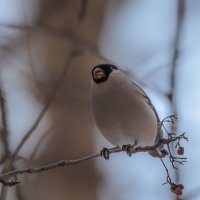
[130,80,169,157]
[131,81,163,140]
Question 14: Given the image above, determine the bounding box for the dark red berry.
[178,184,184,189]
[177,147,184,155]
[175,187,182,196]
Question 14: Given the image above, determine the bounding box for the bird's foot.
[161,149,169,156]
[122,144,133,157]
[100,147,110,160]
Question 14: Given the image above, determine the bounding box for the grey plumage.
[91,64,167,157]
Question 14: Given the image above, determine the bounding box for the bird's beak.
[93,70,105,80]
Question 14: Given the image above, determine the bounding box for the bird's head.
[91,64,118,84]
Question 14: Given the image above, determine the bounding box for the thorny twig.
[0,23,109,63]
[161,115,188,169]
[0,120,188,187]
[159,115,188,196]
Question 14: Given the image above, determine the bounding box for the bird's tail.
[148,148,168,158]
[149,129,169,158]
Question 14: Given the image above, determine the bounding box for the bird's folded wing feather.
[131,81,163,141]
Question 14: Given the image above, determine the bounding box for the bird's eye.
[110,65,118,70]
[93,68,105,80]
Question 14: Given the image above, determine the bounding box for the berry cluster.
[170,183,184,196]
[160,115,188,196]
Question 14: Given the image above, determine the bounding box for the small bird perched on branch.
[91,64,168,159]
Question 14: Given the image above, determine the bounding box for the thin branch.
[170,1,185,198]
[160,158,172,185]
[11,97,50,160]
[23,129,52,183]
[0,84,11,164]
[0,22,108,63]
[26,30,36,78]
[170,0,185,102]
[28,129,52,166]
[0,131,188,185]
[0,153,101,180]
[22,0,37,78]
[11,47,78,161]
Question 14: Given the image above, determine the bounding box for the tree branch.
[0,22,109,63]
[11,47,79,161]
[0,130,188,187]
[0,84,11,164]
[0,153,101,180]
[169,1,185,198]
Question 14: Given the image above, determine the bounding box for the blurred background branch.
[0,84,11,164]
[169,1,185,200]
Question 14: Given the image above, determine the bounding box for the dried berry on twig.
[177,146,184,155]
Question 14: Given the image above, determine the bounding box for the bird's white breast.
[91,70,157,147]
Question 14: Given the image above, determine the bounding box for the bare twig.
[23,129,52,184]
[22,0,37,78]
[11,48,78,161]
[0,131,188,186]
[11,97,50,160]
[161,116,188,169]
[28,129,52,166]
[0,153,101,180]
[26,30,36,78]
[170,1,185,198]
[0,84,11,164]
[160,158,172,185]
[170,0,185,102]
[0,23,108,62]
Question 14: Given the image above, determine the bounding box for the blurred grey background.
[0,0,199,200]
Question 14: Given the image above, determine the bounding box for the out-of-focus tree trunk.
[0,0,107,199]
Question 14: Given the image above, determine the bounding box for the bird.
[91,63,168,159]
